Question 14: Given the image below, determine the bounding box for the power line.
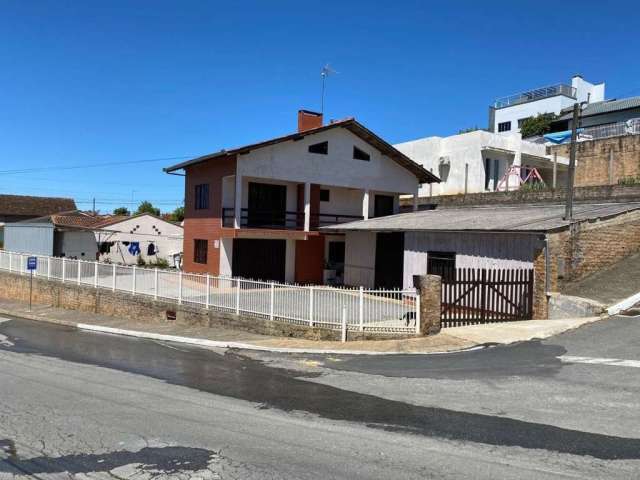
[0,155,193,175]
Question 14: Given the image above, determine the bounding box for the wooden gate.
[441,268,534,327]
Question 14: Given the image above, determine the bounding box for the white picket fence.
[0,250,420,334]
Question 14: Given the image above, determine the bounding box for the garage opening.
[232,239,286,282]
[374,232,404,289]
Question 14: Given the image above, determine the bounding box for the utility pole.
[92,197,96,215]
[564,102,581,221]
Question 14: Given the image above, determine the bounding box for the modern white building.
[489,75,605,135]
[395,130,567,197]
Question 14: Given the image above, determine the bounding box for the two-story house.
[164,110,439,284]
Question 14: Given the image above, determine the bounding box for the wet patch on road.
[2,318,640,461]
[0,441,225,478]
[297,341,567,379]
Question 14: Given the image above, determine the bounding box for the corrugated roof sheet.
[557,96,640,121]
[323,202,640,233]
[0,194,76,217]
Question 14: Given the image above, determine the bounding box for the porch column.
[362,189,370,220]
[234,174,242,229]
[303,182,311,232]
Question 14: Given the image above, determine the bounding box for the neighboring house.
[324,202,640,318]
[0,194,76,248]
[93,213,183,267]
[551,95,640,132]
[164,110,439,283]
[395,130,568,196]
[4,211,99,259]
[489,75,604,135]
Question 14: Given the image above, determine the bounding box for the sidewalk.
[0,297,603,355]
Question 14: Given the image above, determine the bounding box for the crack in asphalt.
[2,318,640,461]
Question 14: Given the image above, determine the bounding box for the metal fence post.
[309,286,314,327]
[178,270,183,305]
[132,266,137,295]
[205,273,210,309]
[154,268,159,300]
[62,257,66,283]
[235,279,240,314]
[415,292,421,335]
[341,305,347,343]
[269,282,275,320]
[94,261,98,288]
[76,260,81,285]
[112,264,116,291]
[359,286,364,332]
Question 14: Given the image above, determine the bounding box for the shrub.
[520,113,557,138]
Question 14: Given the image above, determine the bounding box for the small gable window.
[320,189,330,202]
[353,146,370,161]
[308,141,328,155]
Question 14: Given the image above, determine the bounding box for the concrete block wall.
[548,134,640,186]
[400,184,640,210]
[547,209,640,289]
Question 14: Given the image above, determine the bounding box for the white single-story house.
[4,211,99,259]
[94,213,183,267]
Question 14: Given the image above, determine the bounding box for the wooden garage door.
[232,239,286,282]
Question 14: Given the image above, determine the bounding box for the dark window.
[493,159,500,190]
[193,239,208,264]
[328,241,345,264]
[498,121,511,132]
[353,146,370,161]
[374,195,395,218]
[427,251,456,281]
[248,182,287,227]
[308,141,328,155]
[484,158,491,190]
[518,117,531,128]
[195,184,209,210]
[320,189,330,202]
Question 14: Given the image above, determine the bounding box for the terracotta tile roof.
[49,211,105,228]
[0,194,76,217]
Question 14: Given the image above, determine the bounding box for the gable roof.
[164,118,440,184]
[0,194,76,218]
[556,96,640,121]
[20,210,105,229]
[93,212,183,230]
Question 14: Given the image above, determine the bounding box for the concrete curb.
[607,292,640,316]
[76,323,486,356]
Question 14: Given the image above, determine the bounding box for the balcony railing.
[222,208,363,230]
[524,118,640,144]
[494,84,576,109]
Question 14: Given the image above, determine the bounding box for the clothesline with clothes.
[98,240,160,258]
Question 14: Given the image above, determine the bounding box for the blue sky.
[1,0,639,213]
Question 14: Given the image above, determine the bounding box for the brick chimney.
[297,109,323,132]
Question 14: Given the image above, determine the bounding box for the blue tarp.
[543,128,584,144]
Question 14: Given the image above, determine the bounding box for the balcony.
[494,84,576,109]
[222,208,363,231]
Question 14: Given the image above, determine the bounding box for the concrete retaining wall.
[548,293,605,319]
[0,271,411,341]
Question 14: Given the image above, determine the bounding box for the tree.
[168,206,184,222]
[519,113,557,138]
[113,207,130,216]
[135,201,160,216]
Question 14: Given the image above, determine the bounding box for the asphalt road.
[1,314,640,479]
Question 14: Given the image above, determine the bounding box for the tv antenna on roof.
[320,63,338,114]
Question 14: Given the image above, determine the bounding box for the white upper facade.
[491,75,605,135]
